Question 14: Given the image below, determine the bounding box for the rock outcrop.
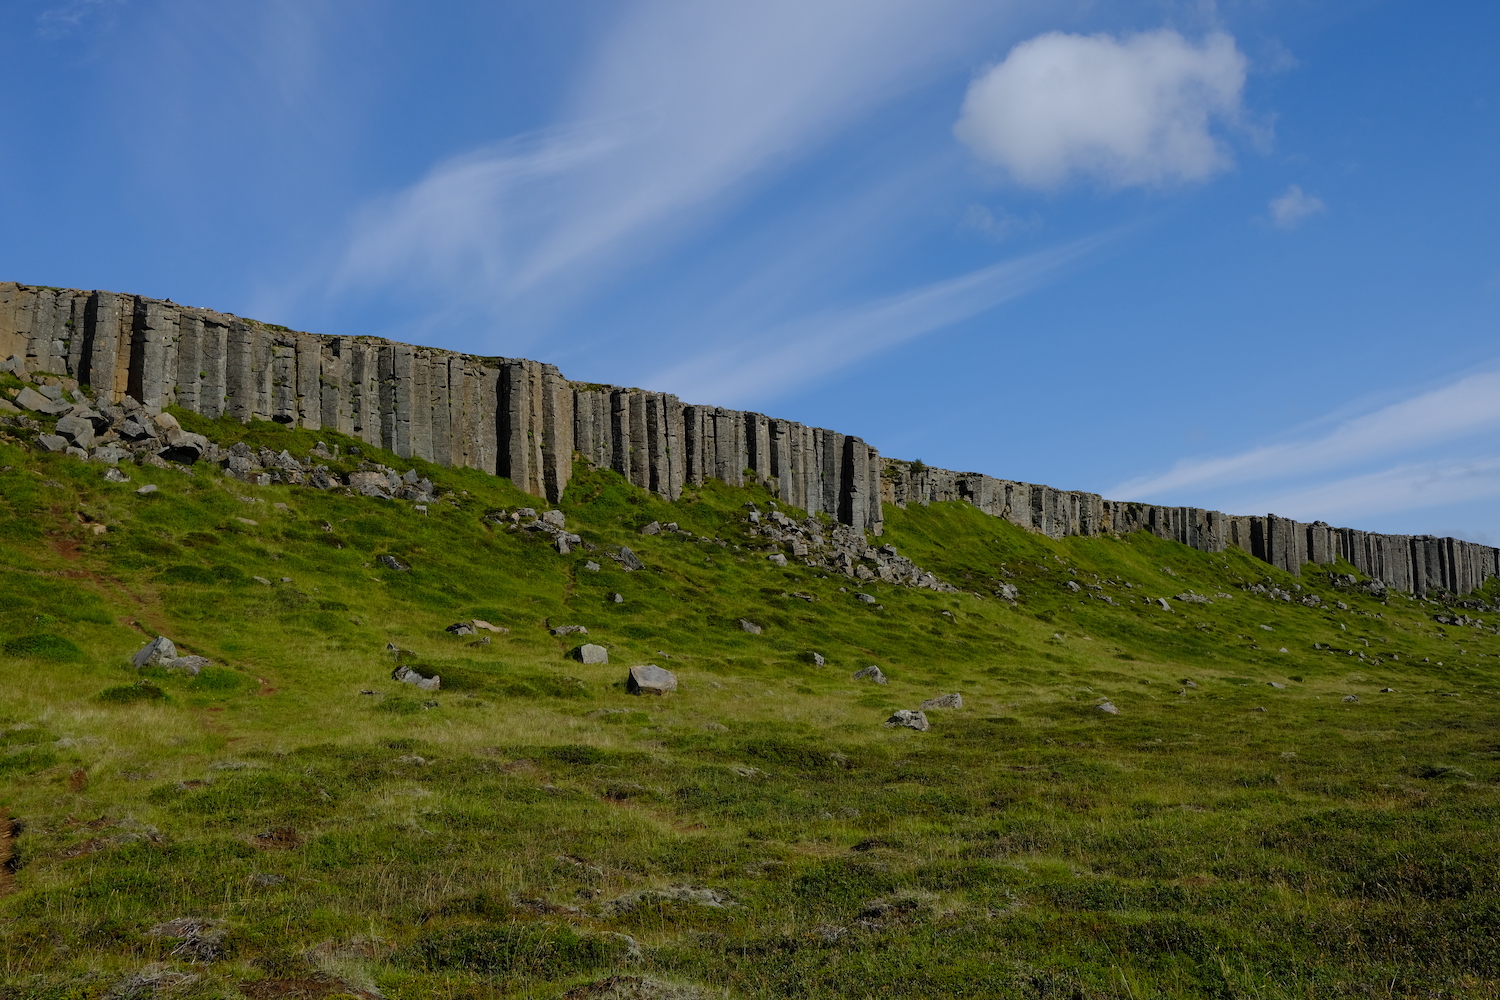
[4,280,1496,597]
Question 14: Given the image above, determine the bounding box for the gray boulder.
[921,692,963,710]
[542,509,567,529]
[377,554,409,571]
[119,414,156,440]
[167,655,210,676]
[767,553,787,567]
[627,664,677,695]
[55,414,95,448]
[552,624,589,636]
[36,434,69,452]
[104,467,131,483]
[995,583,1019,602]
[617,546,645,572]
[132,636,178,669]
[574,643,609,664]
[886,709,929,731]
[584,561,602,573]
[161,427,209,464]
[738,618,762,635]
[392,665,440,691]
[135,484,158,495]
[15,386,70,415]
[1096,701,1120,715]
[854,593,877,604]
[639,521,661,535]
[808,651,825,667]
[853,665,887,685]
[1342,694,1359,703]
[446,622,475,636]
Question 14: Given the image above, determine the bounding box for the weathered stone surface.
[574,643,609,664]
[54,414,95,448]
[808,651,825,666]
[167,655,210,676]
[921,692,962,710]
[767,553,787,567]
[104,466,130,483]
[639,521,661,535]
[1096,701,1120,715]
[15,386,69,415]
[36,434,69,452]
[627,664,677,695]
[854,593,877,604]
[377,554,409,571]
[738,618,762,634]
[132,636,177,668]
[886,709,929,731]
[853,665,887,684]
[445,622,475,636]
[392,665,440,691]
[584,561,602,572]
[552,624,589,636]
[1342,694,1359,703]
[617,546,645,572]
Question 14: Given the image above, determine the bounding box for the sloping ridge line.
[2,281,1494,598]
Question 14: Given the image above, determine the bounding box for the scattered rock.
[995,582,1019,602]
[132,636,177,669]
[445,622,475,636]
[1096,702,1120,715]
[574,644,609,664]
[1342,694,1359,703]
[392,665,440,691]
[104,467,131,483]
[921,692,962,710]
[639,521,661,535]
[1267,682,1286,689]
[854,593,877,604]
[542,509,567,529]
[886,709,929,731]
[627,664,677,695]
[1181,679,1198,688]
[253,576,271,586]
[584,561,602,572]
[377,554,409,572]
[168,656,210,676]
[1155,598,1171,611]
[611,593,624,603]
[737,618,762,634]
[552,624,589,636]
[55,414,95,449]
[135,484,158,495]
[1380,687,1396,693]
[852,665,887,685]
[767,553,787,567]
[808,651,826,667]
[616,547,645,572]
[471,620,507,634]
[1259,624,1274,631]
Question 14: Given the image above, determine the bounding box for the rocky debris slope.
[739,502,957,591]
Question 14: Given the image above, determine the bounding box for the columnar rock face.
[0,283,882,533]
[7,280,1497,595]
[881,460,1500,597]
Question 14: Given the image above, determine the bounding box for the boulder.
[552,624,589,636]
[91,445,131,465]
[542,509,567,529]
[767,553,787,567]
[471,620,508,634]
[36,434,69,452]
[639,521,661,535]
[738,618,762,635]
[104,467,131,483]
[132,636,178,669]
[1342,694,1359,703]
[55,414,95,449]
[573,643,609,664]
[151,412,181,434]
[617,546,645,572]
[392,665,440,691]
[119,414,156,440]
[161,427,209,464]
[854,593,876,604]
[1096,701,1120,715]
[377,554,409,571]
[852,665,887,685]
[611,593,624,603]
[627,664,677,695]
[445,622,475,636]
[886,710,929,731]
[15,386,70,415]
[921,692,963,710]
[808,651,825,667]
[556,536,573,555]
[584,561,602,572]
[167,655,210,676]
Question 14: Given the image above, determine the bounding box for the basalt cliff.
[3,280,1494,598]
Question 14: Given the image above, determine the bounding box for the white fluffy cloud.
[954,29,1247,188]
[1269,184,1326,229]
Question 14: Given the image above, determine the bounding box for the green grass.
[0,414,1497,998]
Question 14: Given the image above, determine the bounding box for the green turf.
[0,412,1497,998]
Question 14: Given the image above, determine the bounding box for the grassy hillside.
[1,407,1498,999]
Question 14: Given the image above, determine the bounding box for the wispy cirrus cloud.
[1113,368,1500,519]
[648,234,1107,406]
[332,0,1019,322]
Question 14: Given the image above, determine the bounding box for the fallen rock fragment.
[132,636,177,669]
[1096,701,1120,715]
[392,665,440,691]
[852,665,886,685]
[886,709,929,731]
[574,643,609,664]
[737,618,762,635]
[627,664,677,695]
[921,692,962,710]
[552,624,589,636]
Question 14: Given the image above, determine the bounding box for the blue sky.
[3,1,1499,542]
